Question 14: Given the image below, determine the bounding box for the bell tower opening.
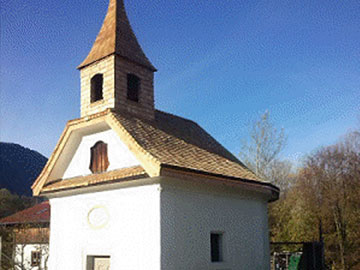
[91,74,104,103]
[127,74,140,102]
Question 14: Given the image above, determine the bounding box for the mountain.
[0,142,47,196]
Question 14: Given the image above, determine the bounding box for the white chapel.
[32,0,279,269]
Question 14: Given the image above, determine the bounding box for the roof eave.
[0,221,50,226]
[160,164,280,202]
[77,53,157,72]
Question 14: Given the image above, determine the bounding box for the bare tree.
[240,111,288,184]
[267,159,294,192]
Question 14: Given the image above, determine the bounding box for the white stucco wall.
[48,178,271,270]
[48,184,161,270]
[63,129,140,179]
[160,179,271,270]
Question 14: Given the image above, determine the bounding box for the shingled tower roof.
[78,0,156,71]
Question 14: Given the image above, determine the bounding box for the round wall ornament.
[87,205,110,229]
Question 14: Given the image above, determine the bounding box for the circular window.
[87,205,110,229]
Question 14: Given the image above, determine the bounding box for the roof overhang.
[160,165,279,202]
[0,221,49,227]
[37,165,279,202]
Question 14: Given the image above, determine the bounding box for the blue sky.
[1,0,359,164]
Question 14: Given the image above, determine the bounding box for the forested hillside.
[0,142,47,196]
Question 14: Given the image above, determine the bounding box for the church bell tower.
[78,0,156,120]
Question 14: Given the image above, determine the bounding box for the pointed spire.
[78,0,156,71]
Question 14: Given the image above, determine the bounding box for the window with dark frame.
[127,74,140,102]
[91,74,104,103]
[31,251,41,266]
[89,141,109,174]
[211,232,223,262]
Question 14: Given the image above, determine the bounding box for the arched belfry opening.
[91,74,103,103]
[127,74,140,102]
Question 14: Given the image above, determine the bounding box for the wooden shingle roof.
[113,110,258,181]
[32,109,278,200]
[78,0,156,71]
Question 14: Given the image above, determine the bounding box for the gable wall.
[48,184,161,270]
[63,129,140,179]
[160,178,271,270]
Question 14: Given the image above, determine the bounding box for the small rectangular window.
[31,251,41,266]
[87,256,110,270]
[211,232,223,262]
